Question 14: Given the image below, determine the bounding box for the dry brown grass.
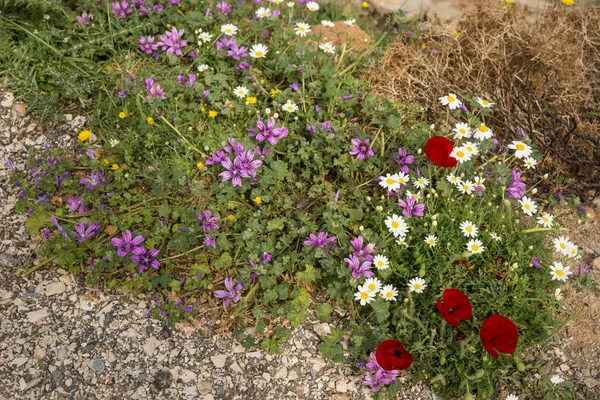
[365,1,600,197]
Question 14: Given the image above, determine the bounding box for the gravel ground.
[1,88,598,400]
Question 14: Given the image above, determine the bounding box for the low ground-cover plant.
[2,0,594,398]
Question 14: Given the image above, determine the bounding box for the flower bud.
[359,226,364,232]
[543,173,549,179]
[417,149,422,154]
[432,220,438,226]
[531,188,538,194]
[424,223,428,227]
[366,196,371,201]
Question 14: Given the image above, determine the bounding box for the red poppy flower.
[425,136,457,168]
[436,289,473,327]
[375,340,414,371]
[453,259,467,265]
[480,314,519,358]
[492,256,507,280]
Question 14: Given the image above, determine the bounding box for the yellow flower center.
[447,96,455,102]
[560,243,566,249]
[459,129,465,134]
[543,217,549,222]
[386,178,394,185]
[226,29,232,33]
[428,240,434,244]
[256,51,263,57]
[413,284,421,290]
[368,284,376,291]
[524,204,531,210]
[482,100,489,106]
[471,244,480,251]
[516,143,525,151]
[361,292,369,299]
[377,261,383,267]
[556,270,564,276]
[466,146,473,152]
[385,292,392,298]
[466,226,472,232]
[480,125,488,132]
[456,151,465,158]
[463,185,469,191]
[391,221,399,229]
[398,178,405,184]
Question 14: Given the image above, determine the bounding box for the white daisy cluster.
[354,277,399,305]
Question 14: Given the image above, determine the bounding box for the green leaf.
[296,264,319,283]
[318,337,345,363]
[316,303,333,322]
[158,203,171,218]
[26,207,52,234]
[213,252,232,269]
[270,160,292,180]
[266,217,285,232]
[370,298,390,324]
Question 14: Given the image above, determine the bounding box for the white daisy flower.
[473,123,493,140]
[519,196,537,216]
[508,141,533,159]
[524,157,537,169]
[373,255,390,270]
[505,394,518,400]
[550,375,564,385]
[380,285,398,301]
[460,221,478,237]
[553,236,573,256]
[199,32,213,42]
[396,237,407,246]
[109,138,119,147]
[287,1,295,6]
[233,86,249,99]
[344,19,356,26]
[446,173,460,186]
[466,239,484,254]
[474,176,485,188]
[321,20,335,27]
[306,1,319,11]
[364,277,382,293]
[221,24,238,36]
[477,98,494,108]
[249,43,268,58]
[439,93,462,110]
[554,288,563,301]
[395,172,410,186]
[294,22,311,36]
[379,173,401,191]
[450,147,471,164]
[354,284,376,305]
[408,277,427,293]
[319,42,336,54]
[458,180,476,194]
[269,0,284,3]
[282,100,298,113]
[255,7,272,18]
[549,262,572,282]
[490,232,501,241]
[414,177,429,190]
[463,141,479,157]
[569,245,579,258]
[385,214,409,238]
[405,190,420,200]
[197,64,209,72]
[424,234,437,247]
[537,212,553,228]
[452,122,471,139]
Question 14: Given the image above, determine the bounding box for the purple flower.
[204,234,216,248]
[6,159,16,173]
[189,50,198,59]
[42,228,50,242]
[118,90,127,99]
[156,27,188,56]
[334,189,340,202]
[206,150,227,165]
[506,169,526,199]
[159,311,168,317]
[216,1,231,14]
[343,94,353,100]
[362,353,398,392]
[272,9,280,17]
[306,125,317,134]
[578,264,593,276]
[315,105,322,114]
[304,232,337,248]
[349,138,374,160]
[73,221,101,242]
[226,44,248,60]
[112,230,145,257]
[238,151,263,178]
[224,138,244,155]
[111,1,133,18]
[196,210,220,231]
[66,196,85,214]
[219,157,244,187]
[50,216,69,240]
[145,78,166,100]
[214,277,244,307]
[460,103,469,113]
[344,254,374,279]
[131,247,161,273]
[262,252,272,264]
[394,148,414,174]
[238,62,250,70]
[249,273,258,281]
[248,117,289,145]
[79,171,106,192]
[139,36,159,54]
[182,305,193,312]
[75,10,91,25]
[350,236,376,261]
[216,37,236,51]
[398,195,425,217]
[290,82,299,92]
[166,0,180,3]
[188,74,196,88]
[578,205,586,212]
[202,90,211,100]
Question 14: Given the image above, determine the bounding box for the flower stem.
[544,304,589,341]
[22,255,59,277]
[160,244,205,262]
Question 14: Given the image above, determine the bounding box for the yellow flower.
[501,5,508,10]
[200,106,205,113]
[197,162,204,170]
[561,0,574,4]
[224,100,234,108]
[361,1,369,8]
[421,43,427,49]
[246,96,257,104]
[146,116,154,125]
[78,129,91,141]
[453,30,460,36]
[111,164,119,171]
[260,79,265,84]
[504,0,514,3]
[209,110,218,118]
[270,89,282,98]
[103,159,109,166]
[99,85,104,90]
[253,196,262,205]
[119,112,126,119]
[166,23,171,28]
